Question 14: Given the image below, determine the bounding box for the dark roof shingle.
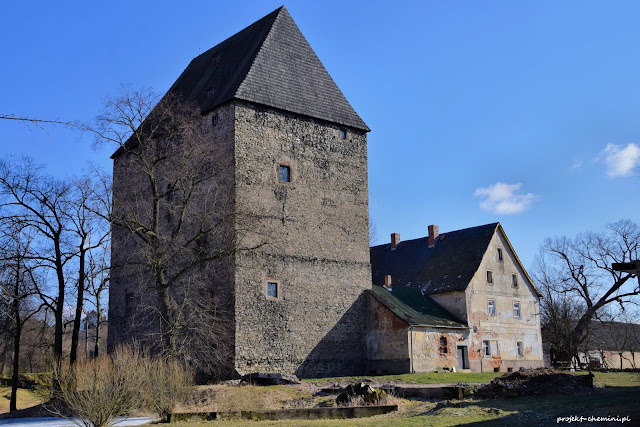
[370,223,499,294]
[168,6,369,131]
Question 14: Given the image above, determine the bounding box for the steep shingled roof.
[168,6,369,131]
[370,223,499,294]
[369,285,467,328]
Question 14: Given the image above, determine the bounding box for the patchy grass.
[179,384,318,413]
[306,372,503,386]
[0,387,45,413]
[170,387,640,426]
[170,372,640,426]
[572,371,640,387]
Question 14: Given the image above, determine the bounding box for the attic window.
[211,113,219,127]
[340,129,347,139]
[497,248,503,262]
[486,270,493,285]
[206,87,216,97]
[511,274,518,287]
[439,336,448,354]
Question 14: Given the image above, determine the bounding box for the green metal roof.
[369,285,468,329]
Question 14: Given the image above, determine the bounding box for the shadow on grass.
[452,387,640,426]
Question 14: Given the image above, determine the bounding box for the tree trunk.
[94,299,101,358]
[10,258,22,413]
[10,322,21,412]
[70,245,86,365]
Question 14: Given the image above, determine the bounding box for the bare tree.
[0,159,74,378]
[67,175,110,365]
[97,88,264,374]
[0,226,44,411]
[535,219,640,359]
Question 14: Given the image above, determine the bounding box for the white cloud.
[474,182,537,215]
[571,160,583,169]
[600,143,640,178]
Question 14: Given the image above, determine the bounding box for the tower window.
[340,129,347,139]
[279,165,291,182]
[267,281,278,298]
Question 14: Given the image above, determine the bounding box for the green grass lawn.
[172,372,640,427]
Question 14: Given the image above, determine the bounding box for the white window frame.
[488,299,496,317]
[482,340,491,356]
[513,301,521,319]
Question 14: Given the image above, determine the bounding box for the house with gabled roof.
[367,223,544,374]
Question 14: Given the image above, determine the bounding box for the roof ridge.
[370,222,499,249]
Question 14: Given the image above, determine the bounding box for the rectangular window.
[439,336,448,354]
[513,301,521,318]
[488,299,496,317]
[279,165,290,182]
[267,282,278,298]
[517,341,524,357]
[486,270,493,284]
[512,274,518,287]
[483,340,491,356]
[491,340,499,356]
[340,129,347,139]
[497,248,503,261]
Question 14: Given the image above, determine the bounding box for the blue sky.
[1,0,639,270]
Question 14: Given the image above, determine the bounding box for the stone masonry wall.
[232,101,372,378]
[108,102,237,372]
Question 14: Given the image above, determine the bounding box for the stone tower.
[108,6,372,378]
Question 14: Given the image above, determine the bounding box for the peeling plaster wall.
[577,350,639,370]
[429,292,467,322]
[465,229,544,372]
[411,327,467,372]
[365,294,410,374]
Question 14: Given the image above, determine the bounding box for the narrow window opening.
[512,274,518,287]
[340,129,347,139]
[494,367,500,373]
[513,301,521,319]
[439,336,448,354]
[497,248,503,261]
[267,281,278,298]
[279,165,291,182]
[211,113,219,127]
[486,270,493,284]
[488,299,496,317]
[482,340,491,356]
[517,341,524,357]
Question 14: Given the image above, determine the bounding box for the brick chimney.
[428,224,439,247]
[384,275,392,290]
[391,233,400,249]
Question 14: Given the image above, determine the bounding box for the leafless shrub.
[145,357,193,422]
[46,346,148,427]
